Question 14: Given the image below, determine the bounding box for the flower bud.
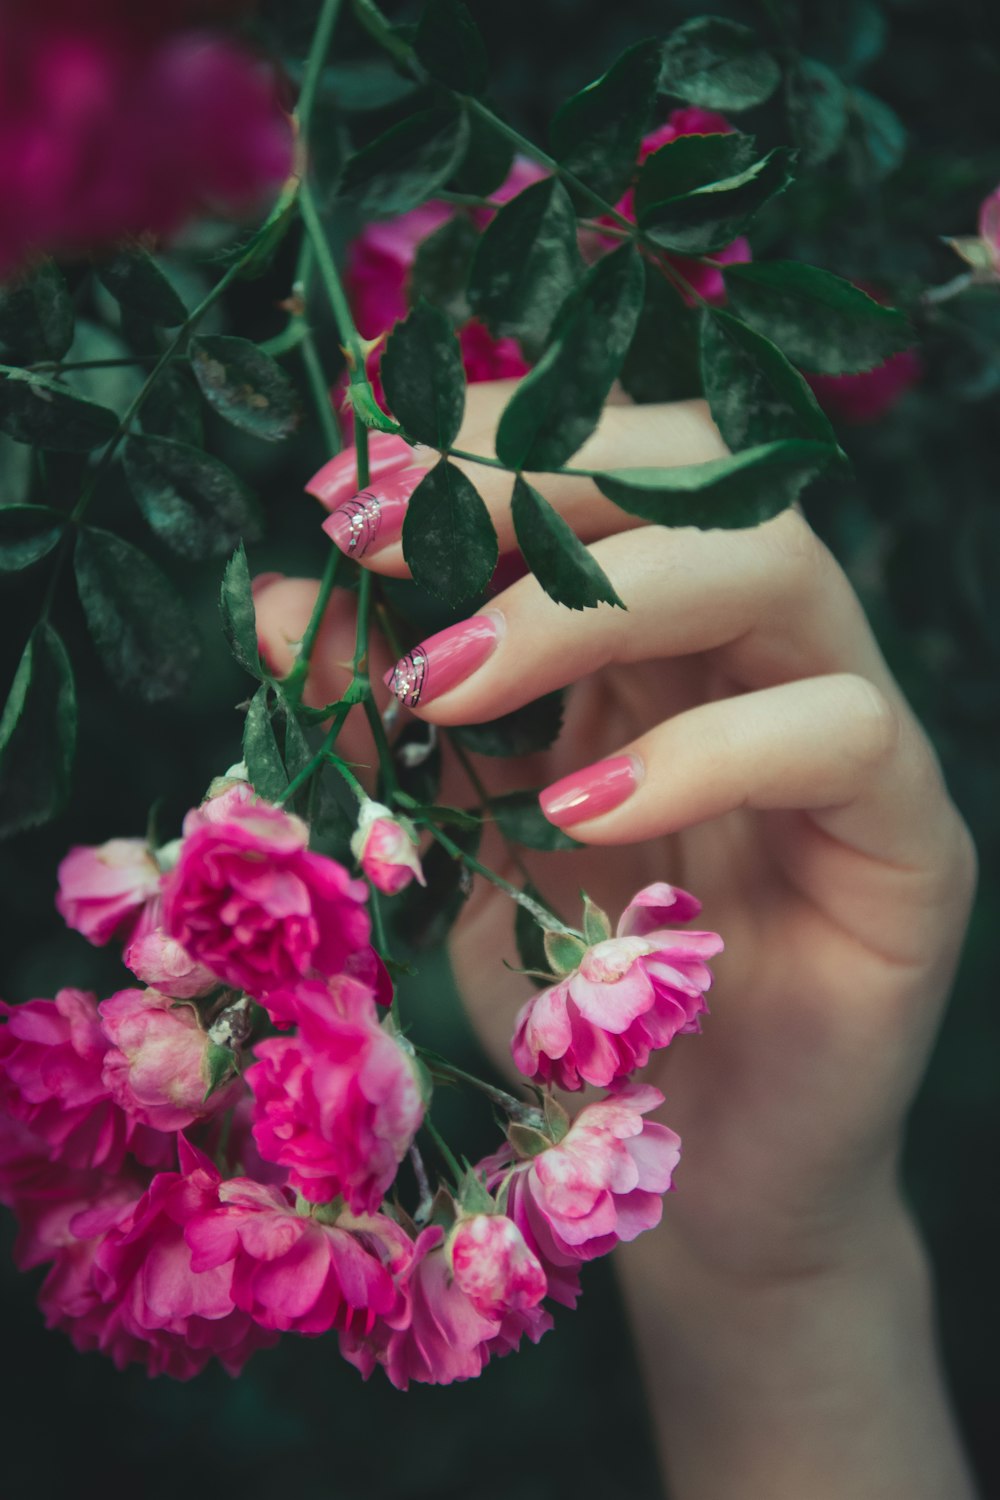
[350,801,425,896]
[448,1213,547,1319]
[99,988,239,1132]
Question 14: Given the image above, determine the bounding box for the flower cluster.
[1,765,721,1387]
[0,0,291,276]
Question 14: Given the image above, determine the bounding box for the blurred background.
[1,0,999,1495]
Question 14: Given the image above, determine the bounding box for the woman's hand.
[256,382,977,1498]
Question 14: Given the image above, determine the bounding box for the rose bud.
[350,801,426,896]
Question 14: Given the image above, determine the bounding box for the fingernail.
[322,467,424,559]
[383,613,502,709]
[539,755,642,827]
[305,433,418,512]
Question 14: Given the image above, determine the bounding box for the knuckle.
[831,673,901,768]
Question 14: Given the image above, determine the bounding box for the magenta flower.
[351,801,426,896]
[483,1084,681,1307]
[256,971,378,1033]
[185,1177,414,1336]
[162,797,370,996]
[978,186,1000,265]
[807,348,924,426]
[512,883,722,1091]
[247,986,424,1211]
[448,1213,547,1320]
[0,989,174,1173]
[88,1139,277,1378]
[123,899,218,998]
[55,838,161,947]
[99,986,241,1133]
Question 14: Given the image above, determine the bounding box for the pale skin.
[256,382,979,1499]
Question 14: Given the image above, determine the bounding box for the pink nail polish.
[322,467,425,559]
[383,614,501,708]
[305,433,418,512]
[539,755,641,827]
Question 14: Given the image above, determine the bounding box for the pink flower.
[123,899,218,998]
[512,883,722,1091]
[185,1177,414,1336]
[448,1213,547,1319]
[0,989,174,1173]
[978,186,1000,265]
[162,796,371,996]
[351,801,426,896]
[807,348,923,425]
[247,985,423,1210]
[88,1139,276,1378]
[256,971,378,1032]
[55,838,161,946]
[99,986,240,1133]
[483,1084,681,1307]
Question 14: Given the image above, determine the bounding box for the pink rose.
[0,989,174,1173]
[256,971,378,1032]
[448,1213,547,1319]
[247,985,424,1211]
[978,185,1000,265]
[185,1176,414,1336]
[350,801,426,896]
[482,1084,681,1307]
[99,986,240,1133]
[123,897,219,998]
[162,797,371,996]
[55,838,161,946]
[512,882,722,1091]
[807,348,923,425]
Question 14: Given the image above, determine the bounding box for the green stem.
[350,0,415,66]
[422,1115,463,1187]
[294,0,343,138]
[426,823,579,937]
[323,750,368,803]
[447,733,537,891]
[299,181,368,386]
[421,1052,526,1115]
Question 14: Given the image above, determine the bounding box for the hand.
[256,383,977,1497]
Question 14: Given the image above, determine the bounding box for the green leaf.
[595,440,837,528]
[414,0,488,95]
[639,147,796,255]
[659,17,780,111]
[550,37,662,203]
[843,87,907,184]
[203,1041,238,1102]
[0,434,32,504]
[243,686,288,802]
[60,322,144,420]
[723,261,912,374]
[633,131,759,222]
[123,434,262,560]
[401,459,497,606]
[220,541,261,678]
[582,893,612,944]
[468,177,581,347]
[0,261,74,364]
[409,215,479,327]
[324,58,421,113]
[512,476,623,611]
[515,882,555,986]
[140,364,204,447]
[0,368,117,452]
[74,527,200,702]
[381,299,466,448]
[495,243,644,470]
[392,821,481,952]
[338,107,470,219]
[189,336,302,443]
[448,104,515,196]
[450,690,565,757]
[620,261,701,403]
[700,309,838,452]
[393,719,442,806]
[0,505,65,572]
[0,623,76,838]
[785,59,848,168]
[492,789,582,851]
[96,248,188,327]
[544,929,587,975]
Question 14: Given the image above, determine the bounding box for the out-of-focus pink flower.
[123,898,218,998]
[99,986,239,1132]
[482,1084,681,1307]
[247,985,423,1211]
[162,797,370,997]
[88,1139,276,1378]
[512,883,721,1091]
[0,8,292,277]
[351,801,425,896]
[807,348,924,425]
[185,1176,414,1336]
[55,838,161,947]
[449,1213,547,1319]
[978,186,1000,265]
[0,989,173,1172]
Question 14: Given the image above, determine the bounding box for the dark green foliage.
[468,177,581,347]
[700,309,838,451]
[123,435,262,559]
[515,882,555,984]
[401,459,497,605]
[73,528,200,702]
[0,506,65,573]
[0,369,117,452]
[785,59,848,168]
[219,541,261,678]
[337,107,470,218]
[596,440,836,527]
[550,38,662,203]
[381,299,466,448]
[659,17,780,111]
[140,364,205,447]
[495,243,644,469]
[843,86,907,184]
[491,789,581,850]
[723,261,912,373]
[393,719,442,805]
[243,686,288,801]
[392,822,481,951]
[450,690,565,757]
[414,0,489,95]
[633,130,759,221]
[620,263,701,403]
[409,215,479,326]
[448,104,515,196]
[639,146,797,255]
[189,336,302,442]
[0,623,75,837]
[0,260,74,364]
[511,476,623,610]
[97,249,188,327]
